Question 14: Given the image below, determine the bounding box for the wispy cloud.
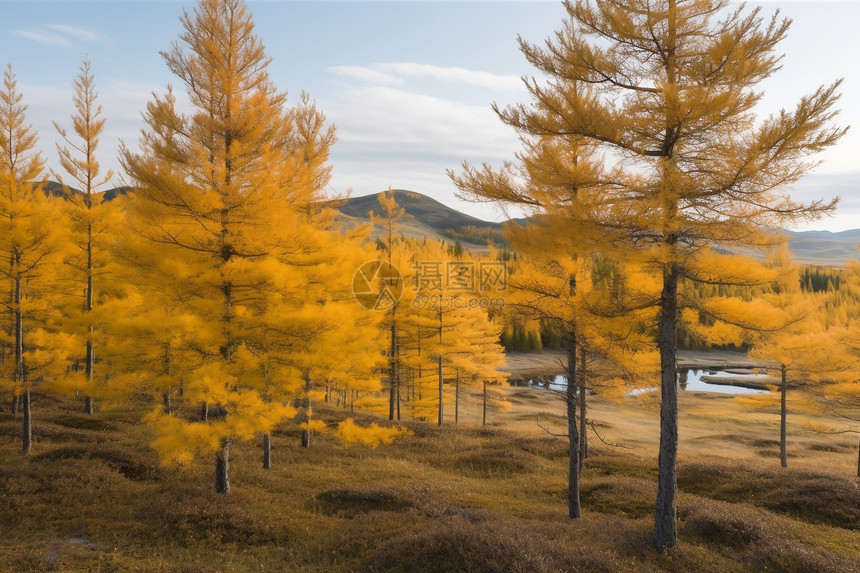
[330,63,522,91]
[13,30,71,47]
[380,63,522,91]
[329,66,400,86]
[47,24,102,43]
[14,24,101,47]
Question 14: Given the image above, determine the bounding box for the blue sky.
[2,1,858,231]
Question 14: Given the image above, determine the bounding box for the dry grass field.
[1,356,859,572]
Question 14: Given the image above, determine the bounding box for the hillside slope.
[42,183,859,265]
[338,190,860,266]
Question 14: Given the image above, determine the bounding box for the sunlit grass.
[0,388,858,572]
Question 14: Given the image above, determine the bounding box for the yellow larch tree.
[443,304,508,425]
[801,260,860,477]
[452,0,846,548]
[51,57,118,415]
[0,64,67,455]
[369,187,408,420]
[119,0,345,494]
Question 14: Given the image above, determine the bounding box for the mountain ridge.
[41,182,859,266]
[339,189,860,266]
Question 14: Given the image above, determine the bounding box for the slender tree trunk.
[21,388,33,456]
[388,316,397,420]
[201,401,209,422]
[83,192,95,416]
[84,336,94,414]
[482,381,487,426]
[301,373,312,448]
[437,354,443,426]
[162,392,171,414]
[455,369,459,425]
[654,263,679,550]
[15,275,30,456]
[780,364,788,468]
[11,394,18,416]
[579,349,588,470]
[215,437,230,494]
[263,433,271,470]
[437,306,443,426]
[21,389,32,455]
[565,331,581,519]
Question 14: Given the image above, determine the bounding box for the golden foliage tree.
[51,57,117,415]
[0,64,66,455]
[119,0,347,493]
[453,0,846,548]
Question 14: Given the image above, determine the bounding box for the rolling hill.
[41,183,860,266]
[338,189,860,266]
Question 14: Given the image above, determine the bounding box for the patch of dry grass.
[0,388,859,572]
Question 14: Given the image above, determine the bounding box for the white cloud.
[47,24,102,43]
[329,63,523,92]
[13,24,101,47]
[330,66,400,86]
[379,63,523,91]
[13,30,71,47]
[327,85,517,159]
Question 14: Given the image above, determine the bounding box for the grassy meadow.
[1,376,859,572]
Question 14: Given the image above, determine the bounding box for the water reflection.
[515,370,771,395]
[681,369,770,395]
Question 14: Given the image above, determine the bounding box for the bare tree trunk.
[22,388,31,456]
[84,212,95,416]
[780,364,788,468]
[301,373,312,448]
[653,264,679,550]
[565,332,581,519]
[388,317,397,420]
[263,433,271,470]
[437,306,443,426]
[214,437,230,494]
[579,349,588,471]
[201,401,208,422]
[455,369,459,425]
[162,392,171,414]
[11,394,18,416]
[482,381,487,426]
[437,354,443,426]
